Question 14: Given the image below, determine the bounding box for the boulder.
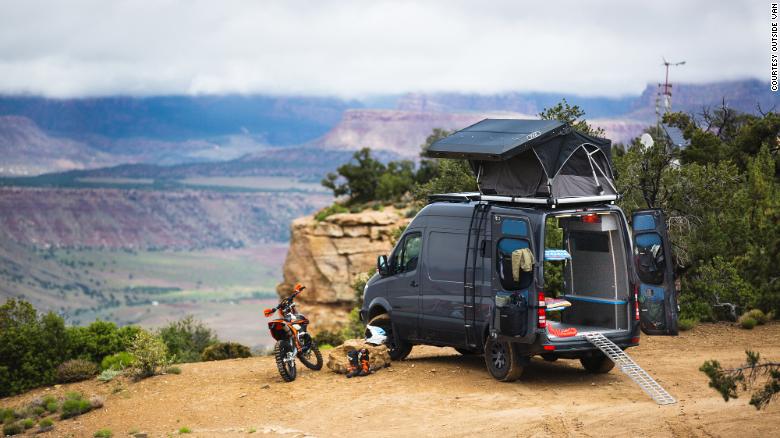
[278,206,409,303]
[326,339,392,374]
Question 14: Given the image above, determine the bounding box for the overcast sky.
[0,0,766,98]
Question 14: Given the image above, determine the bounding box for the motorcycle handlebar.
[264,285,305,317]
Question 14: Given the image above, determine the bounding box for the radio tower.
[655,58,686,126]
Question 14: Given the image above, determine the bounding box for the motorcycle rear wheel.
[298,342,323,370]
[274,340,297,382]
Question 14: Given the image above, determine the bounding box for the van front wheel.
[484,338,524,382]
[580,354,615,373]
[366,314,412,361]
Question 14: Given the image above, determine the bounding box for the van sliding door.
[631,209,679,336]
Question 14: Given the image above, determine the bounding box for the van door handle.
[410,280,418,287]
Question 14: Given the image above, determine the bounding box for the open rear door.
[631,209,678,335]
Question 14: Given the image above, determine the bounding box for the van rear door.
[491,213,535,340]
[631,209,678,335]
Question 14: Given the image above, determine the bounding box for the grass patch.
[94,428,113,437]
[179,426,192,434]
[39,418,53,428]
[43,396,59,414]
[678,317,698,331]
[20,418,34,429]
[2,422,23,436]
[746,309,769,325]
[165,366,182,375]
[314,204,348,221]
[738,314,758,329]
[61,392,93,419]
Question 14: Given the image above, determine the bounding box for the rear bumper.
[518,326,640,358]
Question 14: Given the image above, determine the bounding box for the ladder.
[463,202,490,348]
[584,332,677,405]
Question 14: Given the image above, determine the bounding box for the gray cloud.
[0,0,766,97]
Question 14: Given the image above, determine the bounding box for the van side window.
[496,238,533,290]
[390,232,422,274]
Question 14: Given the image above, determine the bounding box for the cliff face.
[276,208,409,329]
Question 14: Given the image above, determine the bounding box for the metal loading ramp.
[584,333,677,405]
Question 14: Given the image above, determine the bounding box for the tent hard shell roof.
[426,119,568,161]
[426,118,617,201]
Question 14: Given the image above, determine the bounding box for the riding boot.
[346,350,360,378]
[359,348,371,376]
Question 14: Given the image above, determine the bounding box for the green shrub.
[100,352,136,371]
[0,298,69,396]
[746,309,769,325]
[2,422,22,436]
[30,406,45,417]
[44,397,58,414]
[97,368,123,382]
[56,359,99,383]
[67,321,143,364]
[314,204,349,221]
[94,428,112,437]
[738,315,758,329]
[164,366,182,375]
[201,342,251,361]
[60,393,92,419]
[0,408,16,423]
[678,317,698,331]
[312,330,346,347]
[179,426,191,434]
[38,418,53,428]
[158,316,217,363]
[127,331,169,379]
[20,418,34,429]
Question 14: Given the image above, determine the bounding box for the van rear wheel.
[484,338,524,382]
[580,354,615,373]
[367,314,412,361]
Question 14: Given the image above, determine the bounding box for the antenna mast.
[655,58,686,126]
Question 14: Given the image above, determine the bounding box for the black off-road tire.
[298,342,323,370]
[541,353,559,362]
[455,347,481,356]
[367,314,412,361]
[484,338,524,382]
[580,354,615,373]
[274,340,297,382]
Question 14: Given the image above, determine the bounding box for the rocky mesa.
[276,207,410,329]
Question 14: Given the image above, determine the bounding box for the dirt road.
[3,323,780,437]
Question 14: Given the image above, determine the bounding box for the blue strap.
[563,294,627,305]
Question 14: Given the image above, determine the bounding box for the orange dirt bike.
[263,283,323,382]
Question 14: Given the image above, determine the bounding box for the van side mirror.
[377,255,389,277]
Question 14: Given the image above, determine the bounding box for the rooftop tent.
[426,119,617,200]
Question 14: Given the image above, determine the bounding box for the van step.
[584,333,676,405]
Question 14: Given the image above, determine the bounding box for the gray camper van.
[359,119,679,381]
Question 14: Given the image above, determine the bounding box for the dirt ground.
[3,323,780,437]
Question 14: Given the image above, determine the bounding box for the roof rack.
[428,192,619,208]
[427,192,482,203]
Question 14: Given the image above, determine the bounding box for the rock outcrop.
[277,207,409,304]
[276,207,410,330]
[325,339,392,374]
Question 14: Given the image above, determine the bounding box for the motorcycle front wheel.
[274,340,297,382]
[298,342,323,370]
